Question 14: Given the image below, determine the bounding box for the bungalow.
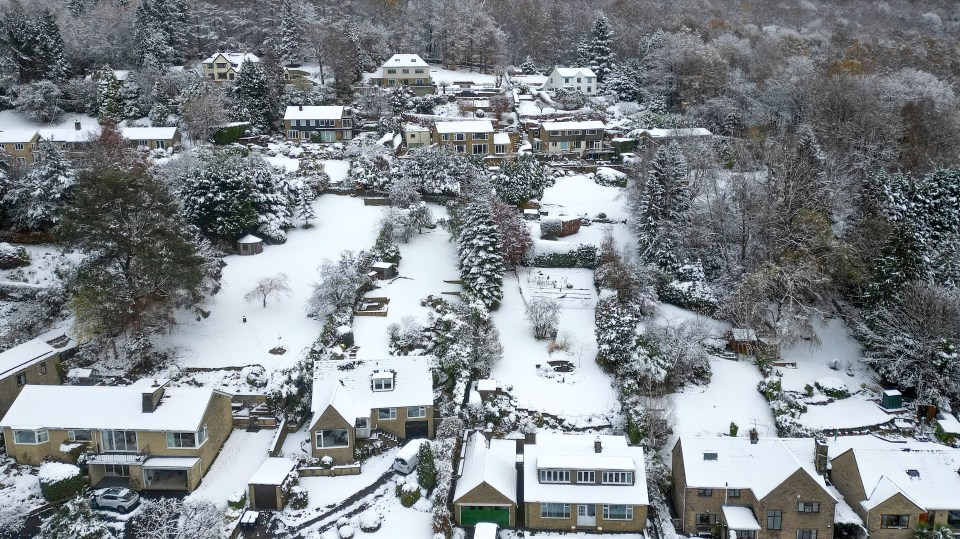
[536,121,606,157]
[542,67,598,95]
[0,130,40,165]
[453,431,518,527]
[634,128,713,144]
[830,446,960,539]
[0,379,233,492]
[672,434,837,539]
[283,105,355,143]
[369,54,433,96]
[39,122,101,158]
[432,120,494,155]
[0,338,62,420]
[309,356,434,465]
[119,126,181,151]
[523,433,648,532]
[202,52,259,83]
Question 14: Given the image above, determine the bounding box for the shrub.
[540,217,562,238]
[396,483,421,507]
[729,422,739,436]
[227,490,247,511]
[288,485,308,510]
[531,244,598,269]
[359,509,382,532]
[416,443,437,491]
[38,462,85,502]
[0,243,30,270]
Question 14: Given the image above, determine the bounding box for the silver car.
[91,487,140,513]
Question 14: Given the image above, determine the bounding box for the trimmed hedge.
[531,244,598,269]
[39,463,85,502]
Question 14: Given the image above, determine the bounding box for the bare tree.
[130,498,223,539]
[178,82,228,143]
[306,251,371,317]
[525,296,560,340]
[244,273,292,308]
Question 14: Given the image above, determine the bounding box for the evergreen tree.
[605,59,643,102]
[589,13,614,82]
[635,142,690,273]
[492,154,549,205]
[456,198,506,309]
[96,67,125,124]
[148,81,173,127]
[520,55,537,75]
[416,442,437,491]
[35,9,70,81]
[370,226,401,264]
[2,9,70,83]
[232,59,273,132]
[296,182,316,227]
[270,0,300,63]
[134,0,174,68]
[1,141,75,232]
[575,36,591,67]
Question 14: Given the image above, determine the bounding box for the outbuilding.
[248,457,296,511]
[371,261,397,279]
[237,234,263,256]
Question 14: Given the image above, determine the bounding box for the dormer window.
[539,469,570,483]
[372,373,394,391]
[602,471,633,484]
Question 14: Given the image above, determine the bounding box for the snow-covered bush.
[305,250,373,318]
[38,462,84,502]
[531,244,599,269]
[396,480,422,507]
[338,524,355,539]
[814,377,850,399]
[540,217,562,239]
[388,316,425,356]
[359,509,382,532]
[657,261,718,314]
[41,495,115,539]
[0,243,30,270]
[13,81,64,122]
[525,297,560,340]
[288,485,308,510]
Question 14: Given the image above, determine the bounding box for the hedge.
[531,244,598,269]
[39,463,85,502]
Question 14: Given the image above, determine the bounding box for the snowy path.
[187,429,275,507]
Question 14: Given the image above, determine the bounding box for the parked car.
[91,487,140,513]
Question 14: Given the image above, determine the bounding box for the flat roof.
[248,457,296,485]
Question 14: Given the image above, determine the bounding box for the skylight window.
[906,469,920,478]
[703,452,718,461]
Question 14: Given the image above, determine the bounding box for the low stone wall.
[299,464,362,477]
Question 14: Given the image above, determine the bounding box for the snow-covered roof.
[453,431,517,504]
[434,120,494,134]
[938,412,960,435]
[248,457,296,486]
[142,456,201,469]
[537,454,634,472]
[0,130,39,144]
[0,384,221,432]
[371,262,395,269]
[882,389,902,397]
[637,128,713,139]
[67,368,95,379]
[311,357,434,427]
[723,505,760,530]
[382,54,429,68]
[730,328,757,342]
[477,379,499,392]
[675,436,833,501]
[842,447,960,510]
[237,234,262,244]
[474,522,499,539]
[203,52,260,66]
[493,132,511,145]
[551,67,596,78]
[39,126,101,143]
[523,433,648,505]
[404,124,430,133]
[284,106,345,121]
[119,126,178,141]
[541,121,605,132]
[0,338,57,379]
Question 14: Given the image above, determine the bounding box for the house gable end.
[760,466,833,504]
[310,404,352,432]
[454,481,515,507]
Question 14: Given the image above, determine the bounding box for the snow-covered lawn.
[490,269,618,421]
[531,173,633,252]
[156,194,383,377]
[0,244,69,287]
[188,429,275,507]
[323,160,350,184]
[299,450,397,511]
[352,206,457,358]
[516,100,557,116]
[0,110,99,131]
[429,67,498,87]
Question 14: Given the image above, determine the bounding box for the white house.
[542,67,598,95]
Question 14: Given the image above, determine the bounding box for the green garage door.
[459,505,510,527]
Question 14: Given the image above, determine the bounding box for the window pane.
[14,430,36,444]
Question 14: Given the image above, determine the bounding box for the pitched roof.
[203,52,260,66]
[311,356,434,427]
[119,126,178,141]
[284,106,346,121]
[0,384,221,432]
[0,338,57,379]
[434,120,494,134]
[453,431,517,504]
[237,234,262,244]
[541,120,606,132]
[39,126,102,144]
[637,128,713,138]
[844,447,960,510]
[523,433,648,505]
[382,54,429,67]
[0,130,39,144]
[675,436,833,501]
[552,67,596,78]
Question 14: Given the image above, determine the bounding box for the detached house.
[202,52,259,82]
[453,431,518,527]
[536,121,606,157]
[309,356,434,465]
[283,105,355,143]
[0,130,40,165]
[523,433,649,532]
[830,447,960,539]
[542,67,598,95]
[432,120,494,156]
[672,435,837,539]
[119,126,181,151]
[369,54,433,96]
[0,338,62,421]
[0,380,232,492]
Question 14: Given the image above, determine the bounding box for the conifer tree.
[1,141,74,232]
[576,36,591,67]
[35,9,70,81]
[232,59,273,132]
[456,198,506,309]
[635,141,690,273]
[589,13,614,82]
[96,67,125,124]
[148,81,173,127]
[296,182,316,227]
[521,56,537,75]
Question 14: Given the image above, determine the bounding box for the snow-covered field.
[156,193,383,378]
[532,173,633,252]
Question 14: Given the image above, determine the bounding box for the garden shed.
[247,457,296,511]
[237,234,264,256]
[371,261,397,279]
[881,389,903,411]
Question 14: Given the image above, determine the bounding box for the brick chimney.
[141,379,168,413]
[749,428,759,444]
[814,438,829,475]
[594,436,602,453]
[298,104,303,111]
[74,121,81,131]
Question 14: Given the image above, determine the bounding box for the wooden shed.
[237,234,264,256]
[727,328,758,355]
[881,389,903,411]
[371,261,398,279]
[248,457,296,511]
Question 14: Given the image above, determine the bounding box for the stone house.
[369,54,433,96]
[431,120,495,156]
[202,52,259,83]
[0,338,62,421]
[672,435,837,539]
[309,356,434,465]
[119,126,181,151]
[453,431,518,527]
[0,130,40,165]
[542,67,598,95]
[283,105,355,143]
[523,433,648,532]
[830,446,960,539]
[535,121,606,157]
[0,379,233,492]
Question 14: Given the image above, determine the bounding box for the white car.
[91,487,140,513]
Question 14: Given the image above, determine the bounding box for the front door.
[577,504,596,527]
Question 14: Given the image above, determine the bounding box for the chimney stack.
[749,428,759,444]
[74,121,81,131]
[814,438,829,475]
[298,104,303,111]
[141,379,168,413]
[594,436,602,453]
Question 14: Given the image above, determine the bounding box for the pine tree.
[575,36,591,67]
[35,9,70,81]
[148,81,173,127]
[492,154,548,205]
[1,141,74,232]
[589,13,614,82]
[520,56,537,75]
[635,141,690,273]
[96,67,125,125]
[296,182,316,227]
[271,0,300,63]
[133,0,175,68]
[232,59,273,132]
[456,198,506,309]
